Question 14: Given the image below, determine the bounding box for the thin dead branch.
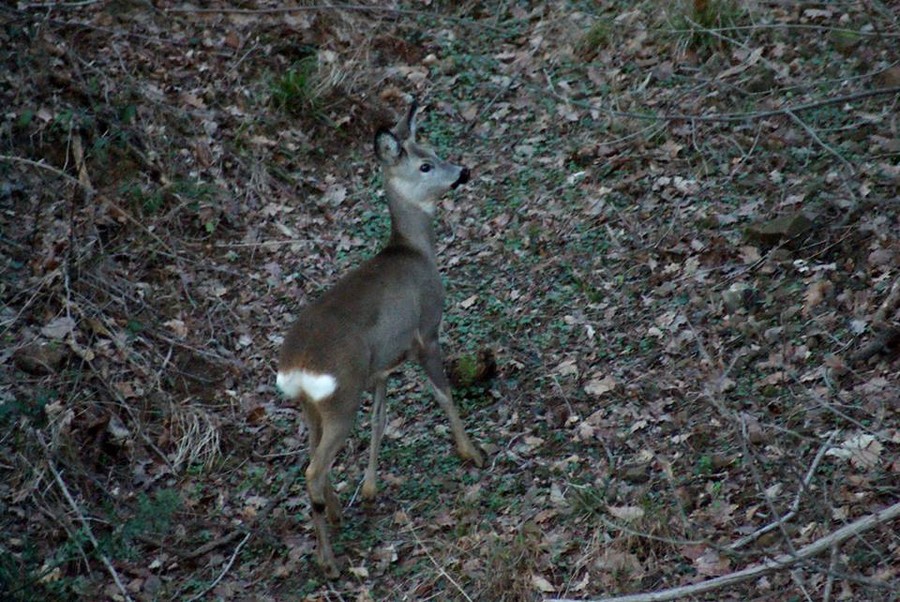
[183,531,251,602]
[181,471,293,560]
[850,326,900,364]
[872,275,900,325]
[728,430,838,551]
[38,434,134,602]
[0,154,92,193]
[823,545,839,602]
[405,515,475,602]
[689,17,859,175]
[181,528,247,561]
[164,3,422,15]
[161,2,504,30]
[548,501,900,602]
[577,86,900,124]
[665,23,900,38]
[850,274,900,363]
[784,109,856,173]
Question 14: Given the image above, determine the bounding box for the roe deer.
[276,100,485,578]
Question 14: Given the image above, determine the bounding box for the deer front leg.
[419,340,485,468]
[362,374,388,500]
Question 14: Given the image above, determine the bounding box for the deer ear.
[392,99,418,141]
[374,128,402,165]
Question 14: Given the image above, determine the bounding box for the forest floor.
[1,1,899,601]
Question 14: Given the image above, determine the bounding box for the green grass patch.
[271,56,321,115]
[575,18,614,60]
[670,0,749,54]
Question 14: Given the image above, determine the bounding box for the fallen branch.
[547,501,900,602]
[872,275,900,325]
[181,527,247,561]
[0,153,90,192]
[850,274,900,364]
[405,515,475,602]
[184,531,251,602]
[181,471,293,560]
[850,326,900,364]
[785,109,855,173]
[665,23,900,38]
[164,3,419,15]
[161,1,502,31]
[18,0,103,10]
[728,430,837,551]
[572,86,900,124]
[39,435,134,602]
[692,17,857,175]
[823,545,839,602]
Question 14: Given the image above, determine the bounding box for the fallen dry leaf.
[531,574,555,593]
[584,374,618,397]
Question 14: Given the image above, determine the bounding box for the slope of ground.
[1,1,898,601]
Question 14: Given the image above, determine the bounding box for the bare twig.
[846,274,900,364]
[164,3,421,15]
[162,2,502,31]
[19,0,103,9]
[591,511,706,548]
[810,394,877,440]
[582,86,900,124]
[181,528,247,561]
[547,501,900,602]
[38,435,134,602]
[0,153,91,192]
[184,531,251,602]
[850,325,900,364]
[666,22,900,37]
[214,239,315,249]
[872,274,900,325]
[790,567,815,602]
[0,152,178,264]
[737,417,802,558]
[181,470,294,560]
[785,109,856,173]
[405,517,475,602]
[729,430,838,551]
[823,545,839,602]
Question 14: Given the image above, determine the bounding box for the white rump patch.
[276,370,337,402]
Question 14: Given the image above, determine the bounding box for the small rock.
[448,348,497,389]
[143,575,162,595]
[710,454,732,470]
[875,65,900,88]
[13,342,67,374]
[620,463,650,484]
[745,213,813,245]
[867,248,894,267]
[722,282,755,312]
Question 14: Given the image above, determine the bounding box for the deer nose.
[452,167,471,189]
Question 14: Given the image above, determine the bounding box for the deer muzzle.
[452,167,471,189]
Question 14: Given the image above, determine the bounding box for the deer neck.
[385,185,437,262]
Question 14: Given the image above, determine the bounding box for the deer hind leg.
[418,339,485,468]
[303,396,355,579]
[362,374,388,500]
[301,401,340,524]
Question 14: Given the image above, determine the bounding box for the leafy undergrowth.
[1,1,898,601]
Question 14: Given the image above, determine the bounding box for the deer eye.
[419,163,432,173]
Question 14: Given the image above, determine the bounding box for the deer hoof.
[320,559,340,580]
[460,444,485,468]
[361,480,377,501]
[325,491,342,525]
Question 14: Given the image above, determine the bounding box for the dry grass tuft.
[164,402,222,471]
